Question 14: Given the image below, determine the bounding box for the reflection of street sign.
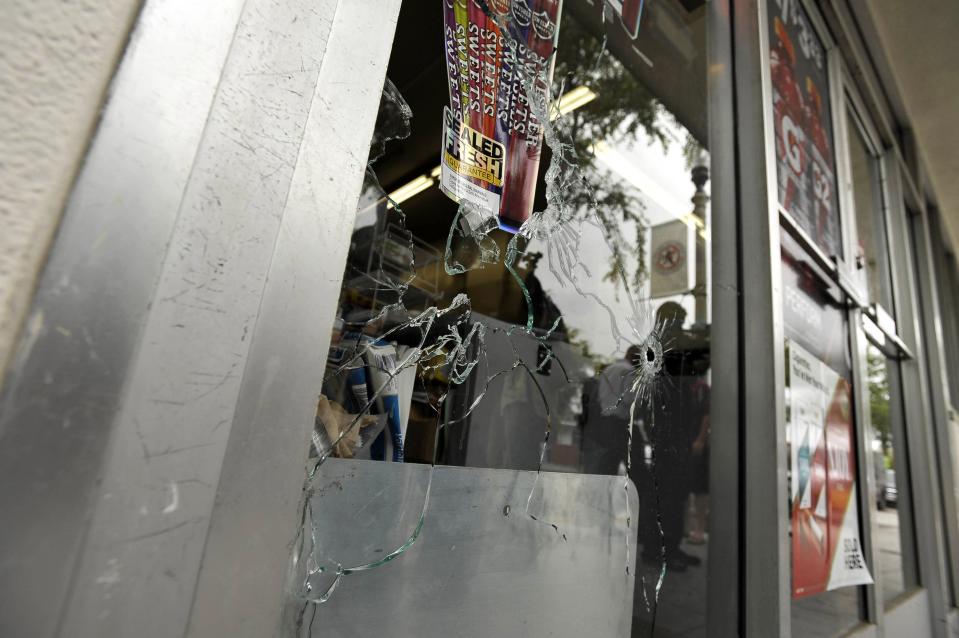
[654,241,685,274]
[650,219,695,298]
[607,0,645,39]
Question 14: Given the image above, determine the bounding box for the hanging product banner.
[787,339,873,597]
[439,0,563,232]
[767,0,840,257]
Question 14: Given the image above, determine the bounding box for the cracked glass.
[287,2,713,636]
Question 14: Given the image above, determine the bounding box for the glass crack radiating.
[287,3,714,636]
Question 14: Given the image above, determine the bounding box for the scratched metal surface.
[0,0,399,636]
[0,0,249,635]
[302,459,637,638]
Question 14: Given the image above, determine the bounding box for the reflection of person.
[582,345,642,475]
[632,302,709,571]
[498,364,549,470]
[687,378,710,545]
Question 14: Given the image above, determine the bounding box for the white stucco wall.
[0,0,141,388]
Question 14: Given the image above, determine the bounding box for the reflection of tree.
[566,326,612,373]
[552,17,692,294]
[868,350,892,467]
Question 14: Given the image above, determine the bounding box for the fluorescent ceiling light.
[551,85,597,119]
[387,175,433,207]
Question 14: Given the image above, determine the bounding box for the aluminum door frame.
[732,0,790,634]
[884,152,953,638]
[0,1,402,636]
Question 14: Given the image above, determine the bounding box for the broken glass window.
[287,2,714,636]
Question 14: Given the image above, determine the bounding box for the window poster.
[787,339,873,597]
[768,0,840,257]
[440,0,563,232]
[650,218,694,299]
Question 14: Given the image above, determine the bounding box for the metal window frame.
[733,0,789,634]
[836,58,935,621]
[706,0,741,635]
[0,1,403,636]
[883,154,955,636]
[909,199,959,614]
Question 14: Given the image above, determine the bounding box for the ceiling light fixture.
[386,175,434,208]
[551,85,597,119]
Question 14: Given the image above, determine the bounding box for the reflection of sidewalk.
[792,585,859,637]
[632,540,708,637]
[627,509,907,636]
[876,508,905,602]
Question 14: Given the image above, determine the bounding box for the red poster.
[768,0,840,258]
[788,340,872,597]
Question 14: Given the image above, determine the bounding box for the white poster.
[650,218,695,299]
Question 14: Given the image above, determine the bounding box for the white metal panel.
[187,1,404,635]
[56,0,351,635]
[0,0,247,635]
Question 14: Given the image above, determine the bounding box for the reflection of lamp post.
[691,157,709,323]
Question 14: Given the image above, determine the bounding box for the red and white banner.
[788,340,872,597]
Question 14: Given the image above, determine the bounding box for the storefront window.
[769,0,841,258]
[846,113,893,309]
[866,343,919,605]
[782,231,867,638]
[287,1,717,635]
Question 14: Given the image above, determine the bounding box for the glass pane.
[866,344,919,605]
[847,115,893,309]
[288,1,718,636]
[782,230,865,637]
[768,0,841,258]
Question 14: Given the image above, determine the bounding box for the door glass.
[782,230,866,638]
[846,115,893,309]
[866,344,919,605]
[288,1,719,636]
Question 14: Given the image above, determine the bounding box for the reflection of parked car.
[874,450,889,510]
[884,469,898,508]
[876,467,898,510]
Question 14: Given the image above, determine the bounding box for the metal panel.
[0,1,247,635]
[922,207,959,611]
[186,1,404,635]
[705,0,741,636]
[884,154,952,637]
[46,0,360,635]
[0,0,402,635]
[834,56,882,626]
[885,590,933,638]
[909,200,959,619]
[734,1,790,635]
[303,459,638,638]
